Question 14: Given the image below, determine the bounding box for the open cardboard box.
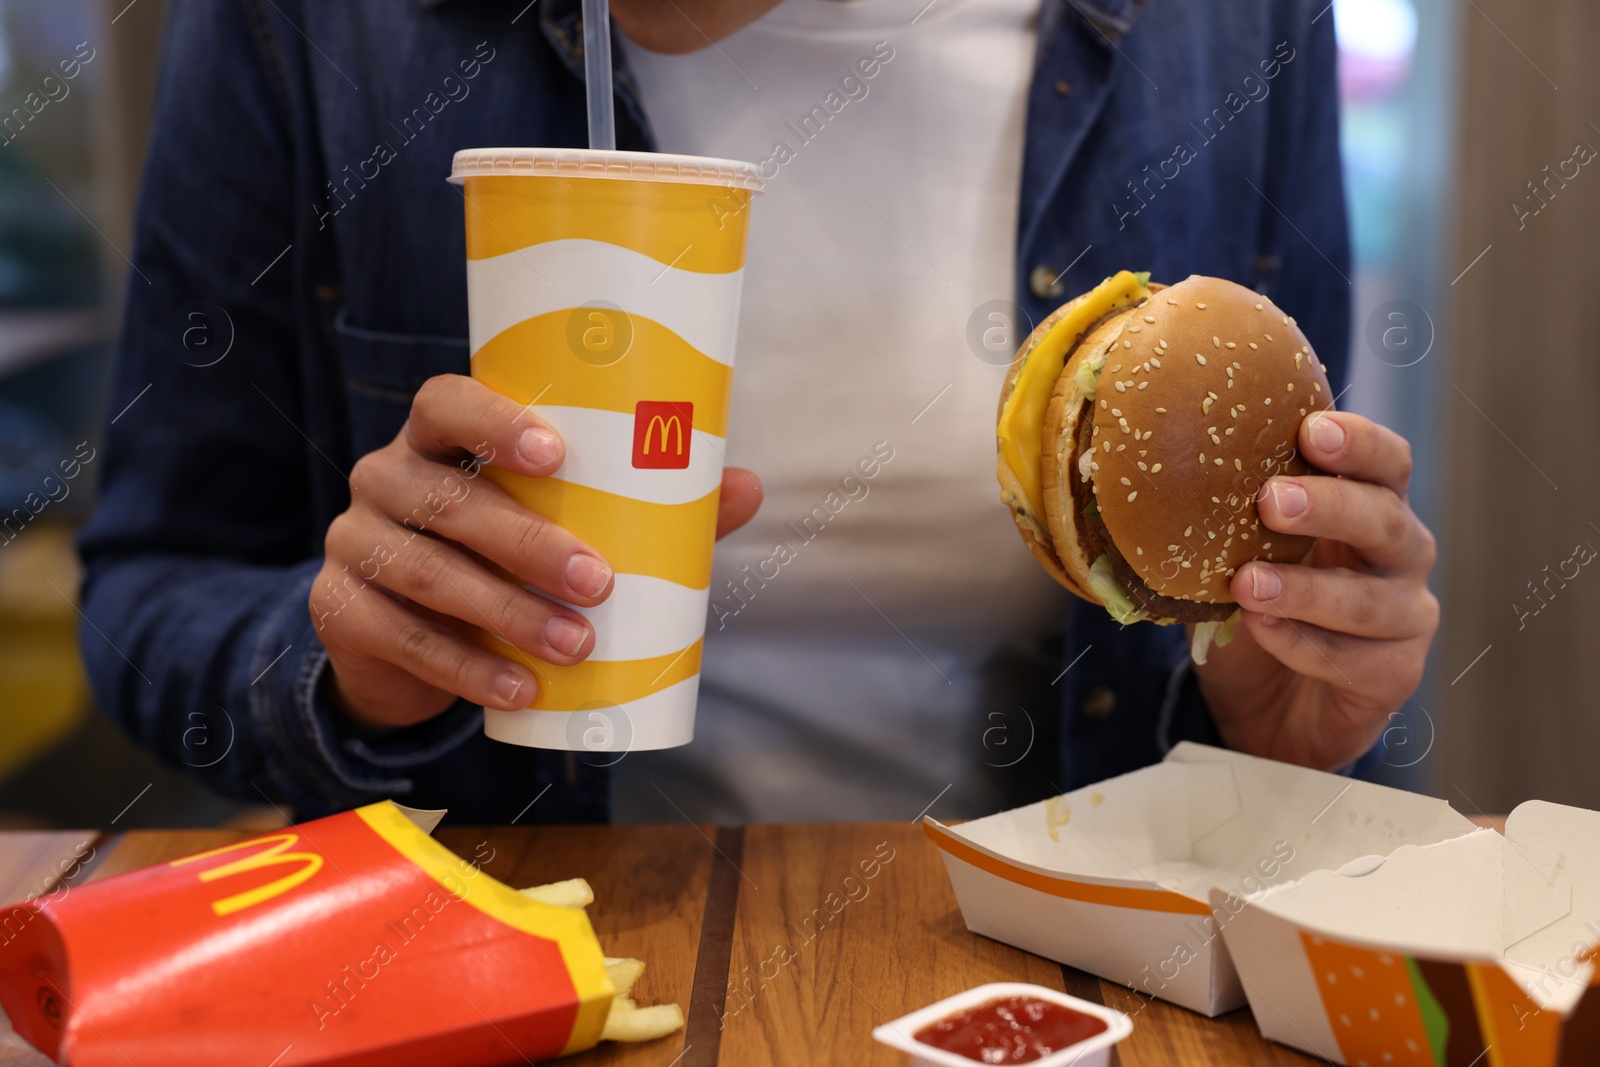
[1220,800,1600,1066]
[923,743,1477,1015]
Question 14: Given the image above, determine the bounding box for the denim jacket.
[78,0,1363,823]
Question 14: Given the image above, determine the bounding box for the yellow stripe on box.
[1466,960,1562,1067]
[483,636,705,712]
[464,175,751,273]
[922,821,1212,916]
[483,468,719,590]
[355,801,614,1056]
[473,309,733,438]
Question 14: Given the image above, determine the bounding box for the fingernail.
[1260,612,1283,629]
[493,670,527,705]
[1272,480,1309,518]
[517,427,562,469]
[1250,566,1282,601]
[566,554,613,599]
[545,614,588,656]
[1309,414,1345,455]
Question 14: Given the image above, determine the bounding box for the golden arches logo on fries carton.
[450,148,764,753]
[0,802,681,1067]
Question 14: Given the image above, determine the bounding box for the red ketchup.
[913,996,1107,1064]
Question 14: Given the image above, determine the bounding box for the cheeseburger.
[996,271,1332,660]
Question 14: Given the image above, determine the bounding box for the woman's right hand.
[310,374,762,733]
[310,373,614,731]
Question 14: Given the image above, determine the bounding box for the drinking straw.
[582,0,616,150]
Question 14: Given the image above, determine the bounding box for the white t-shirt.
[613,0,1057,822]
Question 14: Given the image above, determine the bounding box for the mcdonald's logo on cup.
[631,401,693,469]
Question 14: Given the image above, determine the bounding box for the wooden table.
[2,823,1327,1066]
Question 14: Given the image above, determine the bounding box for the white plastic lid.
[449,148,765,192]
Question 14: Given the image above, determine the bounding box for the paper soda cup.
[450,148,763,753]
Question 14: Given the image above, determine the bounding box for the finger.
[405,373,565,477]
[327,510,594,663]
[1299,411,1413,498]
[1238,609,1425,707]
[324,578,540,711]
[716,468,763,540]
[354,456,614,606]
[1258,476,1434,573]
[1231,561,1438,640]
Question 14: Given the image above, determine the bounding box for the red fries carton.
[0,802,614,1066]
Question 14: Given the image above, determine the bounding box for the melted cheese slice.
[996,270,1151,528]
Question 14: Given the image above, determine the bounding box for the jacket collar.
[419,0,1152,46]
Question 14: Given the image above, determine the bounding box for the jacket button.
[1030,264,1066,301]
[1080,687,1116,720]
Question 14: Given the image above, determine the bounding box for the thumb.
[716,468,763,539]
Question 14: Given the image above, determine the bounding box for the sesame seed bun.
[1086,275,1330,604]
[1000,273,1333,623]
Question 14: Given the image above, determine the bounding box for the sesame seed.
[1214,457,1223,465]
[1138,381,1149,390]
[1151,357,1162,368]
[1201,397,1214,414]
[1112,408,1122,416]
[1155,406,1167,413]
[1167,299,1178,305]
[1136,546,1144,555]
[1226,342,1237,349]
[1103,441,1111,452]
[1128,325,1142,333]
[1235,458,1243,471]
[1248,342,1259,350]
[1100,399,1108,408]
[1254,303,1263,310]
[1199,452,1206,464]
[1127,491,1138,502]
[1210,433,1221,444]
[1184,525,1193,536]
[1137,461,1148,471]
[1262,542,1272,550]
[1226,367,1234,377]
[1152,463,1162,473]
[1313,381,1323,392]
[1226,427,1235,435]
[1197,303,1208,309]
[1116,443,1126,451]
[1159,339,1169,349]
[1124,340,1132,348]
[1120,476,1131,486]
[1144,315,1156,323]
[1143,430,1153,440]
[1111,364,1122,372]
[1212,336,1221,348]
[1286,383,1295,391]
[1207,391,1219,400]
[1264,397,1272,405]
[1264,333,1273,341]
[1294,352,1304,367]
[1196,354,1207,366]
[1115,381,1127,392]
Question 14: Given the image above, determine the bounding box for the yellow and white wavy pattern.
[465,181,750,752]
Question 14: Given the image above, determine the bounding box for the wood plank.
[0,831,98,906]
[718,823,1068,1067]
[435,824,715,1067]
[1100,983,1329,1066]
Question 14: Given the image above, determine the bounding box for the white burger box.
[1219,800,1600,1066]
[922,743,1477,1016]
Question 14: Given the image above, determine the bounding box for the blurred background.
[0,0,1593,828]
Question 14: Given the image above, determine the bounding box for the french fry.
[518,878,594,909]
[605,957,645,997]
[602,998,685,1043]
[519,880,684,1044]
